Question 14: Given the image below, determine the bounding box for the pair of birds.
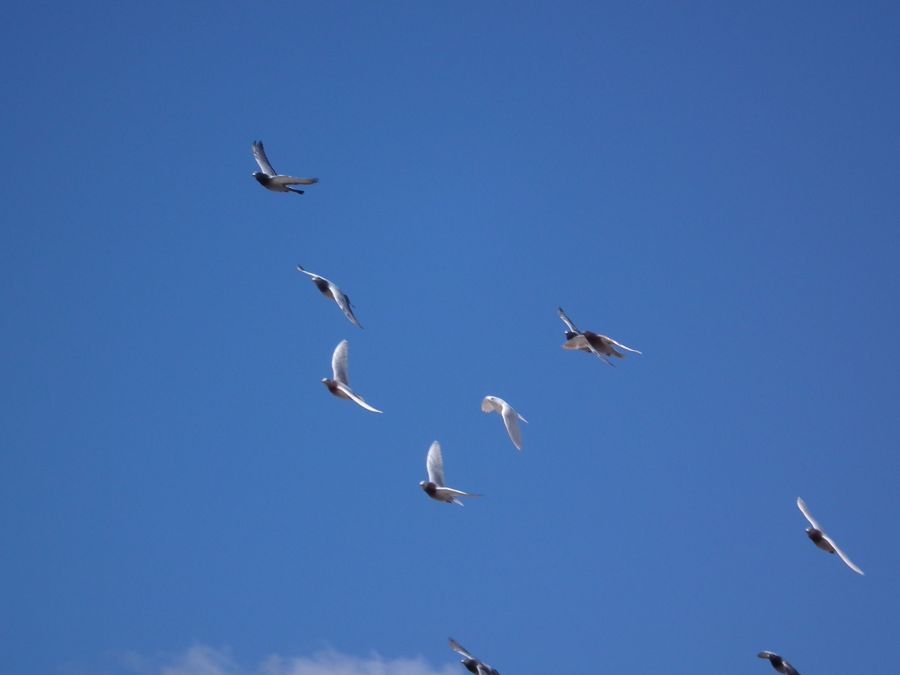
[756,499,865,674]
[419,400,527,505]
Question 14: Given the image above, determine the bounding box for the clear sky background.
[2,2,899,674]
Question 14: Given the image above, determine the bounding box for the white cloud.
[152,645,457,675]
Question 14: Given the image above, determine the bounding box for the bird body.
[297,265,362,328]
[251,140,318,194]
[449,638,500,675]
[796,497,864,575]
[321,340,382,413]
[420,442,479,506]
[480,395,528,450]
[758,651,800,675]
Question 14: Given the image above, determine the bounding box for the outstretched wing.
[501,402,524,450]
[827,535,864,575]
[251,140,277,176]
[271,175,319,186]
[448,638,475,660]
[558,306,579,333]
[331,339,350,384]
[296,264,322,280]
[782,659,801,675]
[336,383,382,413]
[604,335,642,354]
[796,497,822,531]
[427,441,445,486]
[333,289,362,329]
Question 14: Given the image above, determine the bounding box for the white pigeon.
[480,395,528,450]
[757,651,800,675]
[251,140,319,194]
[419,441,479,506]
[796,497,864,575]
[558,306,641,366]
[321,340,382,413]
[296,265,362,328]
[448,638,501,675]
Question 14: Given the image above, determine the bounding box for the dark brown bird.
[558,307,641,366]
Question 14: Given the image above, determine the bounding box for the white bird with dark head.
[321,340,382,413]
[251,140,319,194]
[297,265,362,328]
[419,442,479,506]
[796,497,864,575]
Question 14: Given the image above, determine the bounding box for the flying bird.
[757,651,800,675]
[419,442,479,506]
[796,497,864,575]
[321,340,382,413]
[251,140,319,194]
[480,395,528,450]
[448,638,500,675]
[296,265,362,328]
[557,307,641,366]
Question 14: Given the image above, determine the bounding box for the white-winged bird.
[480,395,528,450]
[796,497,864,575]
[321,340,382,413]
[297,265,362,328]
[419,442,479,506]
[251,140,318,194]
[449,638,500,675]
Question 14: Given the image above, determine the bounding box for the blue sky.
[2,2,899,674]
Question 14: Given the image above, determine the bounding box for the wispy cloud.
[149,645,457,675]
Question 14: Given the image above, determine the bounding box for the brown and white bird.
[480,395,527,450]
[297,265,362,328]
[419,442,479,506]
[251,140,318,194]
[321,340,382,413]
[796,497,864,575]
[758,651,800,675]
[448,638,500,675]
[557,307,641,366]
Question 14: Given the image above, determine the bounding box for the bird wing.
[783,659,800,675]
[448,638,474,660]
[333,288,362,328]
[296,264,322,280]
[331,339,350,384]
[826,534,864,575]
[558,306,579,333]
[561,334,591,350]
[435,486,479,499]
[426,441,445,486]
[271,175,319,186]
[796,497,823,531]
[501,401,524,450]
[603,335,642,354]
[251,140,277,176]
[335,382,382,413]
[481,396,502,414]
